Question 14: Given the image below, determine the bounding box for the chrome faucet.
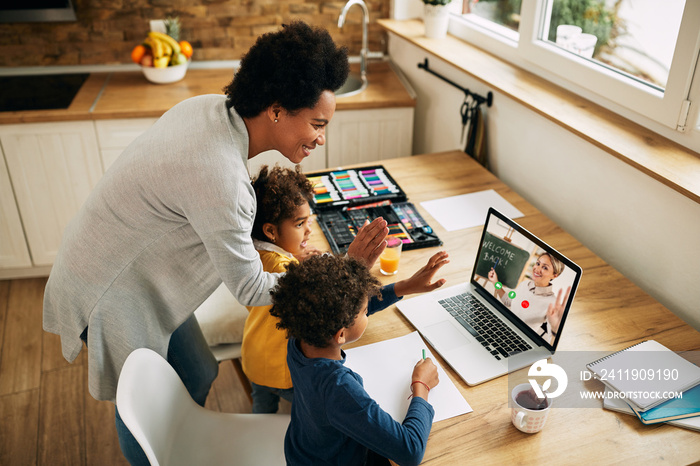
[338,0,369,82]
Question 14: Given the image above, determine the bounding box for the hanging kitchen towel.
[465,104,488,169]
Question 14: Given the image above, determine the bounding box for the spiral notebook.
[586,340,700,412]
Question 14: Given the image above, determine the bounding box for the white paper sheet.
[344,331,472,423]
[420,189,524,231]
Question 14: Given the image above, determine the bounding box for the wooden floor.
[0,276,280,465]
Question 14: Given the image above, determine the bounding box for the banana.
[153,56,170,69]
[148,31,181,55]
[145,36,163,59]
[158,37,173,58]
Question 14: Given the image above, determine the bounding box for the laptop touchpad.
[424,321,471,351]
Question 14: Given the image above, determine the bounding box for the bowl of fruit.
[132,20,194,84]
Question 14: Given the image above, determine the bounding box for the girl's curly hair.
[270,254,382,348]
[224,21,349,118]
[251,164,314,242]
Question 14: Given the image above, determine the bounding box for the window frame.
[448,0,700,134]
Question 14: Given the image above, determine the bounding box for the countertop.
[0,61,415,125]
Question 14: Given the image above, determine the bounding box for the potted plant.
[423,0,452,39]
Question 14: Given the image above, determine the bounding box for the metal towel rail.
[417,58,493,107]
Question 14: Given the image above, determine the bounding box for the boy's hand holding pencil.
[410,352,440,401]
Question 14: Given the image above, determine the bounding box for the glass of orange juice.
[380,237,403,275]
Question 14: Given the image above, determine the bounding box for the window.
[448,1,700,136]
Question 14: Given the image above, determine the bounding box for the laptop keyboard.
[438,292,532,360]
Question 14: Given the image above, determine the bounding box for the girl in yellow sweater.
[242,165,449,413]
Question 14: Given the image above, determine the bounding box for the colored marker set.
[308,165,407,210]
[308,165,441,253]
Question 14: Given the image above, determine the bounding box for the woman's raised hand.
[346,218,389,268]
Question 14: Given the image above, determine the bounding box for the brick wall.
[0,0,390,67]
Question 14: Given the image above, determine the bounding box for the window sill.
[379,19,700,205]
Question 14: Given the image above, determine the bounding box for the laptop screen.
[470,208,582,351]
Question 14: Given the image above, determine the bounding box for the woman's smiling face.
[532,254,559,287]
[275,90,336,164]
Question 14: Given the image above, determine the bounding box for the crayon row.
[308,175,341,204]
[331,170,371,200]
[359,168,400,196]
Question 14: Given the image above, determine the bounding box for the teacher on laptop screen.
[485,251,571,345]
[396,208,582,386]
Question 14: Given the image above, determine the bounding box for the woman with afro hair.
[43,21,389,465]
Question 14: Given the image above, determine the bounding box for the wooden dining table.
[306,150,700,465]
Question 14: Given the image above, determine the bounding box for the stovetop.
[0,73,90,112]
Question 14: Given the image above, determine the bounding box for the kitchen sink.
[335,73,367,98]
[0,73,89,112]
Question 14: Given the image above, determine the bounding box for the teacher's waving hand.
[43,21,388,465]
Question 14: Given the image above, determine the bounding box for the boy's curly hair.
[270,254,382,348]
[251,164,314,242]
[224,21,349,118]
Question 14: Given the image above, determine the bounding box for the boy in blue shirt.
[270,254,440,466]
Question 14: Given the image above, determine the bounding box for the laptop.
[397,207,582,385]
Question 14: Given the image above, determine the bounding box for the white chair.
[116,347,290,466]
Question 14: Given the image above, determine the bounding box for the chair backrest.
[116,348,290,466]
[116,348,196,465]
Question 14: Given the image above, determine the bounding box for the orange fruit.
[131,44,147,64]
[179,40,193,59]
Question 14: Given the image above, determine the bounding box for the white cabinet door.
[0,154,31,269]
[248,147,327,177]
[0,121,102,266]
[326,108,414,168]
[94,118,158,171]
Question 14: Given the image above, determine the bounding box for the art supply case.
[307,166,442,254]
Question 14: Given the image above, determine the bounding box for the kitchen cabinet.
[247,148,327,177]
[0,121,102,267]
[325,107,414,167]
[0,108,413,275]
[96,119,326,176]
[0,153,32,269]
[94,118,157,171]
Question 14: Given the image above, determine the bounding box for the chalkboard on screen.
[475,232,530,289]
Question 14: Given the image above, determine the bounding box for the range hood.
[0,0,77,23]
